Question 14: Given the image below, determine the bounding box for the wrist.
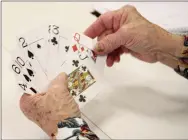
[154,25,185,68]
[159,33,184,57]
[56,117,99,140]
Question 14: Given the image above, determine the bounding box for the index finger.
[84,11,115,39]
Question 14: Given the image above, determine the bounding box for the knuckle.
[98,41,106,50]
[123,5,137,11]
[105,37,114,53]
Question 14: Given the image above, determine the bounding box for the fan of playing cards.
[10,24,106,108]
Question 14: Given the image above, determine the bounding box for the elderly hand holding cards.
[20,72,99,140]
[10,24,105,140]
[10,4,188,140]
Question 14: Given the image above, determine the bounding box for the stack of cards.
[10,24,106,108]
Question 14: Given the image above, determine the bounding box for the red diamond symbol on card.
[72,45,78,52]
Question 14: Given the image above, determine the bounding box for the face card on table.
[17,25,50,75]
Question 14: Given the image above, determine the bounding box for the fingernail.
[95,44,104,52]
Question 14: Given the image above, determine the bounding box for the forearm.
[56,117,99,140]
[156,26,188,78]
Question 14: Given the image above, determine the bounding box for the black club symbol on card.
[37,44,41,49]
[81,66,87,71]
[71,90,77,97]
[79,95,86,102]
[28,50,34,59]
[51,37,58,46]
[65,46,69,52]
[72,60,79,67]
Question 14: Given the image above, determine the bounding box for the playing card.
[58,30,106,71]
[72,65,104,109]
[57,35,70,64]
[58,30,94,57]
[74,34,106,73]
[10,47,49,93]
[9,49,40,94]
[67,65,96,98]
[45,24,63,81]
[17,25,50,75]
[17,80,38,94]
[58,54,104,108]
[58,52,97,75]
[48,24,60,47]
[59,28,95,50]
[59,40,93,63]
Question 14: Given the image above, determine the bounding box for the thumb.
[20,93,33,113]
[94,30,124,55]
[47,72,69,99]
[48,72,68,90]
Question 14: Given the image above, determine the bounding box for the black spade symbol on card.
[27,68,34,77]
[28,50,34,59]
[79,95,86,102]
[65,46,69,52]
[23,74,31,82]
[37,44,41,49]
[30,87,37,94]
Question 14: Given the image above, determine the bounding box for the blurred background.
[2,2,188,139]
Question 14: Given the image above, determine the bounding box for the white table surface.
[2,2,188,139]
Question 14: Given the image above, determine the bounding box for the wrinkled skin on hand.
[84,5,174,67]
[20,73,81,139]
